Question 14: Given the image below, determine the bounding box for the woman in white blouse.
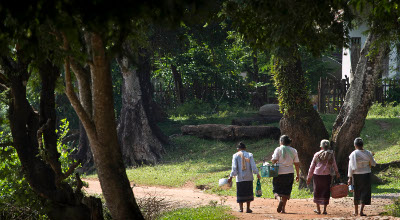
[271,135,300,214]
[347,137,376,216]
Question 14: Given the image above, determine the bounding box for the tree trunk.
[2,56,103,219]
[171,64,185,104]
[137,49,169,144]
[273,52,329,188]
[70,59,95,173]
[331,32,389,173]
[64,32,144,219]
[117,50,165,166]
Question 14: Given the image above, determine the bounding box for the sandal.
[238,209,243,213]
[360,213,367,216]
[323,211,327,215]
[246,209,253,213]
[314,210,321,214]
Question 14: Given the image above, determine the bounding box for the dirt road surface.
[83,179,398,220]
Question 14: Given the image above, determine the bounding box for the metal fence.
[317,77,400,114]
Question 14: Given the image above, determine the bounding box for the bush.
[368,102,400,118]
[0,132,48,219]
[168,99,213,116]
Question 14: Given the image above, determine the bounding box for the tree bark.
[136,49,169,144]
[64,32,144,219]
[331,32,389,173]
[117,49,165,166]
[70,59,95,173]
[2,55,103,219]
[171,64,185,104]
[273,52,329,188]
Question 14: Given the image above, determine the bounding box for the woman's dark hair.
[354,137,364,148]
[280,135,292,145]
[237,142,246,149]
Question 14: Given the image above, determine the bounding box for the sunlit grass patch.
[373,167,400,196]
[159,205,236,220]
[125,136,278,188]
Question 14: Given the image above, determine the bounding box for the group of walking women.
[228,135,376,216]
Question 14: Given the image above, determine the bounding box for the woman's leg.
[246,201,252,213]
[277,196,284,213]
[281,197,288,213]
[360,204,366,216]
[239,202,243,212]
[354,204,359,216]
[314,204,321,214]
[322,204,327,214]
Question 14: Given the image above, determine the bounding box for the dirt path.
[83,179,398,219]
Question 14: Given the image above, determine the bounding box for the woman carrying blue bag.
[271,135,300,213]
[228,142,261,213]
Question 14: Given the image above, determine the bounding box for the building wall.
[342,23,368,81]
[342,23,399,80]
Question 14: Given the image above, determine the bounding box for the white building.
[342,23,400,81]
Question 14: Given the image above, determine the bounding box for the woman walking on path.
[271,135,300,213]
[306,140,340,215]
[228,142,261,213]
[348,137,376,216]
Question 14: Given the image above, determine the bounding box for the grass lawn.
[159,205,236,220]
[86,106,400,199]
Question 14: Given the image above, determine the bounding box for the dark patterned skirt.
[236,181,254,203]
[273,173,294,199]
[353,173,371,205]
[313,174,331,205]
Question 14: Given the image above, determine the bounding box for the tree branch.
[62,33,96,139]
[59,160,81,183]
[37,119,64,177]
[75,173,83,192]
[70,58,90,81]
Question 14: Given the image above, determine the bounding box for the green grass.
[123,136,277,188]
[159,205,236,220]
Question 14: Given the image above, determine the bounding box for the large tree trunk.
[331,32,389,173]
[273,52,329,188]
[64,32,144,219]
[116,48,165,166]
[137,49,169,143]
[2,56,102,219]
[171,64,185,104]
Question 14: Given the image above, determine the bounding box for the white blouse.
[348,149,376,177]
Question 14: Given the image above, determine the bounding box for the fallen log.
[181,124,280,141]
[372,160,400,172]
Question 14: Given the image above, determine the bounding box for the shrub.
[368,102,400,118]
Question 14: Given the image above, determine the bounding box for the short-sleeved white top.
[271,146,299,174]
